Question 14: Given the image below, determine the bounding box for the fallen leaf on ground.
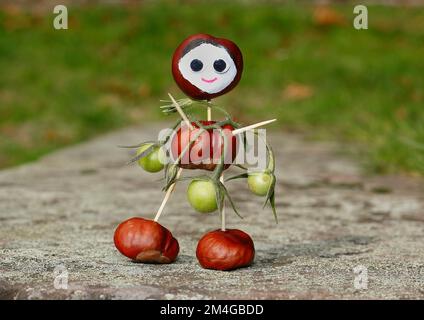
[282,83,314,100]
[313,6,346,27]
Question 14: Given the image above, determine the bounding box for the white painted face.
[178,43,237,94]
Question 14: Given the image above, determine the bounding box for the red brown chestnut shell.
[196,229,255,271]
[114,217,179,264]
[172,33,243,100]
[170,120,238,171]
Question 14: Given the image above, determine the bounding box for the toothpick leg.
[153,94,193,222]
[154,167,183,222]
[220,174,226,231]
[207,102,226,231]
[153,95,191,222]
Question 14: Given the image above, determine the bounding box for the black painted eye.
[213,59,227,73]
[190,59,203,72]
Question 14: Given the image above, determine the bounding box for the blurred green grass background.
[0,1,423,175]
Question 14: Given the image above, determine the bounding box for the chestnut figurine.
[114,217,179,263]
[172,33,243,100]
[114,34,276,273]
[196,229,255,271]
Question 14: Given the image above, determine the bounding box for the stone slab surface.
[0,123,423,299]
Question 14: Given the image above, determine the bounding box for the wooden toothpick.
[232,119,277,135]
[220,174,226,231]
[168,93,193,130]
[154,167,183,222]
[153,94,195,222]
[205,102,225,230]
[207,101,212,121]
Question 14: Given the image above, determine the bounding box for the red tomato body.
[170,120,237,171]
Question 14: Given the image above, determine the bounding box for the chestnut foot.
[196,229,255,271]
[114,217,179,264]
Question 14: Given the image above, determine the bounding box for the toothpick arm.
[232,119,277,135]
[168,93,193,130]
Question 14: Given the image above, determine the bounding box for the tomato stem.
[220,174,226,231]
[211,126,227,181]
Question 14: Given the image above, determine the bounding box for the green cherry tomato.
[137,144,165,173]
[247,172,272,196]
[187,180,218,213]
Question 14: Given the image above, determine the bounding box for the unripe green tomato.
[247,172,272,196]
[137,144,165,173]
[187,180,218,213]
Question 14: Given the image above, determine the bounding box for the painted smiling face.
[172,34,243,100]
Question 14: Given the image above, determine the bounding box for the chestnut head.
[172,34,243,100]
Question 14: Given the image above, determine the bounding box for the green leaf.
[225,172,248,182]
[269,191,278,224]
[160,98,193,114]
[175,175,209,183]
[162,164,179,191]
[234,164,249,171]
[220,182,243,219]
[262,173,276,208]
[126,144,155,165]
[117,140,156,149]
[214,180,225,214]
[260,173,278,224]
